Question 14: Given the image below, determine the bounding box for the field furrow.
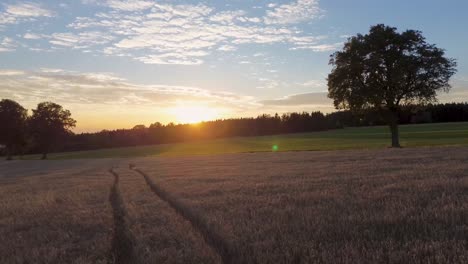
[114,165,221,264]
[108,169,139,264]
[134,168,244,264]
[1,146,467,263]
[135,147,468,263]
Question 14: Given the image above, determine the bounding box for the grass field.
[36,122,468,159]
[1,147,467,263]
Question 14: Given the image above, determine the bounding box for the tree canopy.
[0,99,28,160]
[29,102,76,159]
[328,24,457,147]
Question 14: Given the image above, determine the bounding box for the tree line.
[46,102,468,153]
[0,99,76,160]
[1,99,468,159]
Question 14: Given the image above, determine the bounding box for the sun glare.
[169,105,220,124]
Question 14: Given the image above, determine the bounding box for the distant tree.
[328,24,457,147]
[132,124,146,130]
[29,102,76,159]
[0,99,28,160]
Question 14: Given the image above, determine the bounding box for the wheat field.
[1,146,467,263]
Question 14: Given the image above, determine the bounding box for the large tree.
[328,24,457,147]
[29,102,76,159]
[0,99,28,160]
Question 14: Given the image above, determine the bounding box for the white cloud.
[260,92,331,106]
[23,33,42,39]
[0,37,16,52]
[5,2,53,17]
[106,0,154,11]
[0,69,25,76]
[0,2,54,30]
[256,78,280,89]
[297,79,327,92]
[49,32,115,49]
[0,69,256,108]
[209,10,246,24]
[290,42,342,52]
[218,45,237,51]
[300,79,325,87]
[238,17,261,23]
[66,1,328,64]
[0,1,331,63]
[264,0,323,24]
[137,53,206,65]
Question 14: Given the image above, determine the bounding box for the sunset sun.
[169,105,220,124]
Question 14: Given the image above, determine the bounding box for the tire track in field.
[108,169,139,264]
[133,168,242,264]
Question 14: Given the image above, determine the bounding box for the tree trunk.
[389,122,401,148]
[41,152,48,160]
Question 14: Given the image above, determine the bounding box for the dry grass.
[0,160,115,264]
[134,146,468,263]
[114,166,221,264]
[1,146,467,263]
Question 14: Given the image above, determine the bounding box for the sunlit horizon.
[0,0,467,132]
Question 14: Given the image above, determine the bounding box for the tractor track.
[108,169,139,264]
[133,167,245,264]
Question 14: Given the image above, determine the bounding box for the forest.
[64,102,468,152]
[1,99,468,156]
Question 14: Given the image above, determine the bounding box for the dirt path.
[109,169,139,264]
[133,168,243,264]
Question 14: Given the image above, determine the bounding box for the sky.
[0,0,467,132]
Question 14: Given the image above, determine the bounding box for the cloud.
[65,1,329,64]
[209,10,246,24]
[218,45,237,51]
[23,32,42,39]
[260,92,332,106]
[5,2,53,17]
[0,69,25,76]
[0,69,256,108]
[437,78,468,103]
[298,79,327,91]
[256,78,280,89]
[105,0,154,11]
[264,0,323,24]
[0,2,54,29]
[290,42,342,52]
[48,32,115,49]
[2,1,334,63]
[0,37,16,52]
[300,80,323,87]
[136,54,205,65]
[261,83,468,109]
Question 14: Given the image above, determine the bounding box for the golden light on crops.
[169,104,220,124]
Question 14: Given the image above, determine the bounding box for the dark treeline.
[64,102,468,152]
[1,99,468,158]
[0,99,76,159]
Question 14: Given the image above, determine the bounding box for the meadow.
[1,146,467,263]
[34,122,468,159]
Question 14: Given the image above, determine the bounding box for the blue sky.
[0,0,467,132]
